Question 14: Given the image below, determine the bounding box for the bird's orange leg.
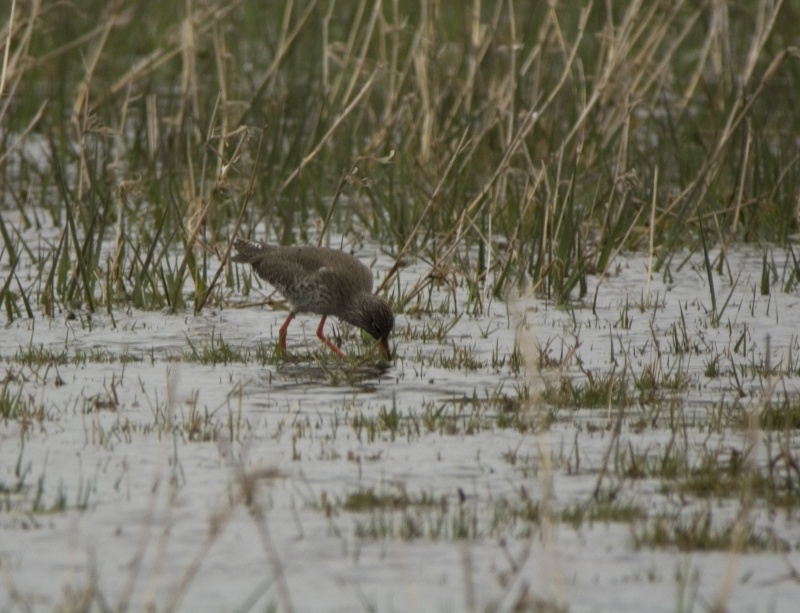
[316,316,347,358]
[278,313,295,352]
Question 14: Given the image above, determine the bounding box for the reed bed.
[1,0,798,317]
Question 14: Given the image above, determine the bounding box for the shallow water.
[2,243,800,612]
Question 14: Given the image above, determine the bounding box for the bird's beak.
[379,337,392,360]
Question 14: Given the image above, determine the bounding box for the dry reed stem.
[662,0,788,223]
[177,2,199,133]
[326,0,367,105]
[377,128,471,298]
[339,0,382,109]
[279,70,378,194]
[0,0,17,99]
[413,5,433,164]
[238,0,319,125]
[0,99,46,168]
[0,0,40,115]
[729,119,752,241]
[103,0,244,105]
[435,2,591,277]
[515,298,567,610]
[645,166,658,308]
[196,128,263,313]
[440,107,541,268]
[71,1,119,126]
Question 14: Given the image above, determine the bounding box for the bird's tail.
[230,237,271,263]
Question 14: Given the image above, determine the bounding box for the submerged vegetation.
[2,1,800,611]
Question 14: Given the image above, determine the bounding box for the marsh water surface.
[2,241,800,612]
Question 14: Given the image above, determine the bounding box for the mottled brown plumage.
[231,237,394,359]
